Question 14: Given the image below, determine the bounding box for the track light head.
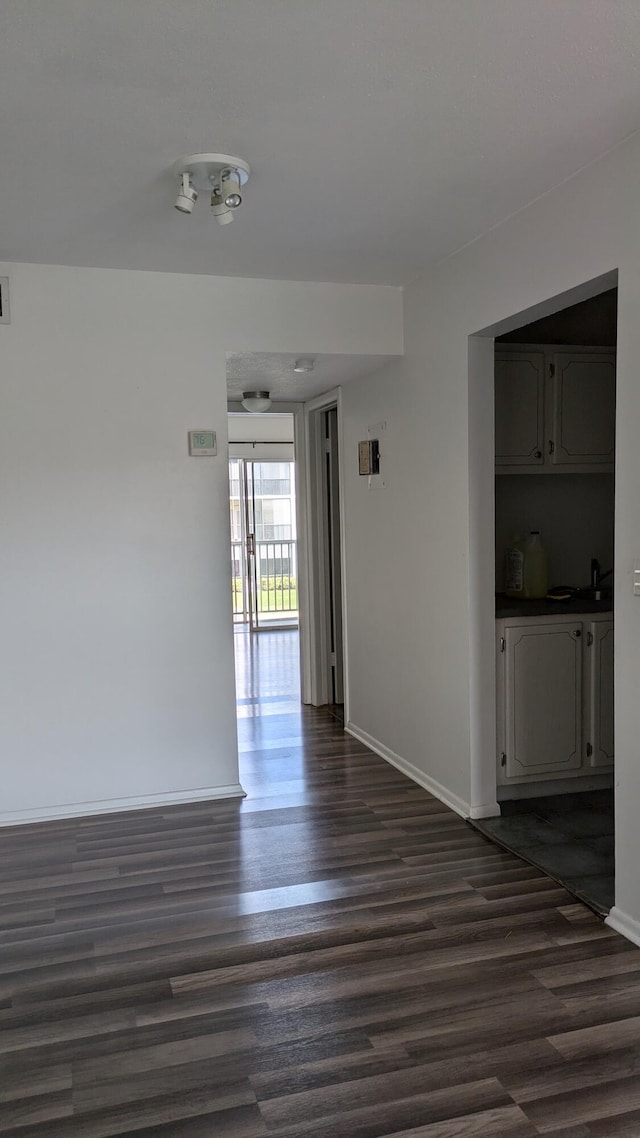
[221,169,242,209]
[175,172,197,214]
[211,190,234,225]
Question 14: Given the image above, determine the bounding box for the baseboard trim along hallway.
[0,782,247,827]
[606,905,640,948]
[346,719,472,819]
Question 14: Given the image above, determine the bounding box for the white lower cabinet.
[496,612,613,785]
[586,619,614,767]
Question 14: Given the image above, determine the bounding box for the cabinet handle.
[548,439,555,455]
[533,449,542,459]
[574,629,581,637]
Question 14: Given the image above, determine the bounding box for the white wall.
[342,353,476,818]
[341,132,640,939]
[0,263,401,822]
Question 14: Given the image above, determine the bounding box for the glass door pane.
[229,459,248,623]
[230,458,299,632]
[245,461,260,631]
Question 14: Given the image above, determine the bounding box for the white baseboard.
[346,720,471,819]
[0,784,247,827]
[469,802,501,820]
[605,905,640,948]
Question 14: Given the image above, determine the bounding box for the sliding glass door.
[229,459,298,630]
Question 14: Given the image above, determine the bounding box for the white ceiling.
[1,1,640,285]
[226,352,391,402]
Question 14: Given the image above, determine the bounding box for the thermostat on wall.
[188,430,217,456]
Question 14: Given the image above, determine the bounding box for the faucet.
[590,558,613,591]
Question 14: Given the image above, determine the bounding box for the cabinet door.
[495,351,545,467]
[551,352,615,467]
[586,620,614,767]
[504,622,583,778]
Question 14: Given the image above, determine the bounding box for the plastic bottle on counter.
[522,530,548,598]
[505,536,526,598]
[505,531,548,599]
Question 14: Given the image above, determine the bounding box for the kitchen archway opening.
[468,272,617,917]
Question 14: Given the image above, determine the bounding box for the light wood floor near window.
[2,682,640,1134]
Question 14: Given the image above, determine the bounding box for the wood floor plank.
[258,1077,512,1137]
[383,1105,539,1136]
[0,634,637,1135]
[0,1089,73,1130]
[548,1014,640,1060]
[0,1063,72,1104]
[522,1072,640,1132]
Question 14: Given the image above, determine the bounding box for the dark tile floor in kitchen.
[471,788,614,915]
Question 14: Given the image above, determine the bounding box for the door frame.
[467,269,617,820]
[227,391,348,715]
[303,388,349,714]
[242,456,301,633]
[227,400,313,700]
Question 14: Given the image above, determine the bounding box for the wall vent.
[0,277,10,324]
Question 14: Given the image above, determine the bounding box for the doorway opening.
[471,283,617,916]
[229,456,299,631]
[226,384,349,796]
[228,411,302,735]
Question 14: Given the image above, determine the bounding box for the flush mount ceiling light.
[242,391,271,414]
[171,153,250,225]
[293,359,314,373]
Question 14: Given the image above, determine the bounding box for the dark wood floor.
[1,631,640,1136]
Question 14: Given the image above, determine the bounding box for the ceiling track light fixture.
[171,153,250,224]
[293,359,314,373]
[242,391,271,413]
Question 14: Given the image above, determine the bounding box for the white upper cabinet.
[551,352,616,467]
[495,346,615,474]
[495,351,545,467]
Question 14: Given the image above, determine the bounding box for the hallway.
[1,647,640,1133]
[235,627,301,716]
[235,626,302,799]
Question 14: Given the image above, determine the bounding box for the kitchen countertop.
[496,594,613,619]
